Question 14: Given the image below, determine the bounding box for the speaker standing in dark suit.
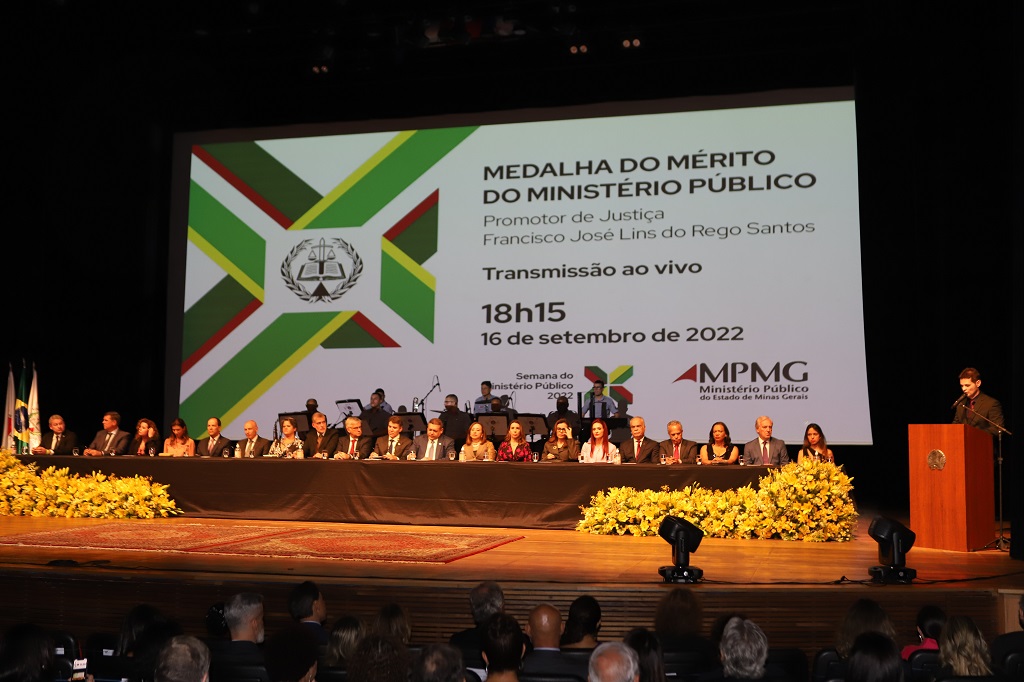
[196,417,233,458]
[619,416,661,464]
[334,416,374,459]
[240,420,272,457]
[952,367,1005,436]
[659,420,700,464]
[31,414,78,455]
[84,411,131,456]
[742,416,789,465]
[408,418,457,461]
[304,411,340,458]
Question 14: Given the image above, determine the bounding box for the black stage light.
[657,516,704,583]
[868,516,917,584]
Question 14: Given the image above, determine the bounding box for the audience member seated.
[154,635,211,682]
[624,628,667,682]
[521,603,588,680]
[901,605,945,661]
[990,594,1024,675]
[450,581,506,669]
[937,615,993,679]
[374,602,413,646]
[118,603,169,657]
[561,595,602,649]
[846,632,903,682]
[702,617,790,682]
[0,623,56,682]
[589,642,641,682]
[413,644,466,682]
[289,580,329,645]
[654,587,715,662]
[265,624,319,682]
[836,599,897,660]
[211,592,266,665]
[324,615,364,668]
[347,634,409,682]
[482,614,526,682]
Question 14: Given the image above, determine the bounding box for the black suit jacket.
[619,436,661,463]
[521,649,589,680]
[334,434,374,459]
[87,429,131,456]
[408,434,457,460]
[303,428,340,458]
[239,436,271,457]
[196,435,234,458]
[659,438,700,464]
[372,435,413,458]
[40,431,78,456]
[953,391,1005,436]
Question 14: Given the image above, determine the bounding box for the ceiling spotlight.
[658,516,704,583]
[868,516,917,584]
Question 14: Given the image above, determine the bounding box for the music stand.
[477,413,509,439]
[334,399,364,419]
[517,413,550,442]
[395,411,428,435]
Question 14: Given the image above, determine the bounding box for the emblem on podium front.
[926,449,946,470]
[281,237,363,303]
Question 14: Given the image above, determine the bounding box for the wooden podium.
[908,424,993,551]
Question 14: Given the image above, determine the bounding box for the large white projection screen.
[170,89,872,446]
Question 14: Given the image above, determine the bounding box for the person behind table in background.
[659,420,699,465]
[84,411,131,456]
[461,422,496,462]
[164,418,195,457]
[580,419,619,464]
[541,418,579,462]
[798,423,835,463]
[440,394,472,443]
[196,417,231,458]
[129,418,161,456]
[496,420,532,462]
[335,415,374,460]
[32,414,78,456]
[700,422,740,466]
[474,381,494,414]
[270,416,305,458]
[372,415,412,460]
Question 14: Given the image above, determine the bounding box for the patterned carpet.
[0,523,523,564]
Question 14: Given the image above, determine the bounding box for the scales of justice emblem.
[281,237,363,303]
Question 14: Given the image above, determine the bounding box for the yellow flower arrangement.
[577,460,857,541]
[0,451,180,519]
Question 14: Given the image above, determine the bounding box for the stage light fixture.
[658,516,704,583]
[868,516,917,584]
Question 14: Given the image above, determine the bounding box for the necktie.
[209,437,217,453]
[103,432,114,453]
[247,439,254,457]
[349,439,356,456]
[389,439,396,454]
[53,434,61,451]
[673,444,679,463]
[970,398,976,410]
[317,433,323,448]
[635,440,642,459]
[428,440,435,460]
[762,441,768,464]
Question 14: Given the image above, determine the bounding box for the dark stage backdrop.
[6,4,1019,541]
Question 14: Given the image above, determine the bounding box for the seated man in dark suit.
[210,592,265,665]
[195,417,233,458]
[407,418,457,461]
[522,603,588,679]
[659,420,699,465]
[240,420,272,458]
[31,414,78,455]
[84,411,131,456]
[334,416,374,460]
[372,415,413,460]
[303,412,340,459]
[288,581,328,645]
[619,417,661,464]
[742,416,789,466]
[991,594,1024,674]
[450,581,506,672]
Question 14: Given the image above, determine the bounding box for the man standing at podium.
[952,367,1005,436]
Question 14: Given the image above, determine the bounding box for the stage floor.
[0,513,1020,661]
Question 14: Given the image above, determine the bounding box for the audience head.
[288,580,326,624]
[224,592,265,643]
[347,634,409,682]
[589,641,640,682]
[0,623,55,682]
[413,644,465,682]
[373,602,412,645]
[914,605,946,642]
[654,587,702,639]
[264,624,319,682]
[836,598,895,658]
[938,615,992,677]
[710,612,746,650]
[118,603,168,656]
[719,617,768,680]
[481,613,525,674]
[1018,593,1024,629]
[326,615,365,667]
[469,581,505,625]
[623,628,666,682]
[154,635,210,682]
[204,602,228,639]
[563,595,602,646]
[526,603,563,649]
[846,631,903,682]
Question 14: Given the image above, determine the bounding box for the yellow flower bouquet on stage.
[0,451,180,519]
[577,460,856,541]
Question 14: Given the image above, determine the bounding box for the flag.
[2,363,14,451]
[14,360,30,454]
[28,363,41,449]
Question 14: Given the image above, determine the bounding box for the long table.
[21,456,765,530]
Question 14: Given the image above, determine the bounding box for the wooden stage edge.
[0,513,1021,664]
